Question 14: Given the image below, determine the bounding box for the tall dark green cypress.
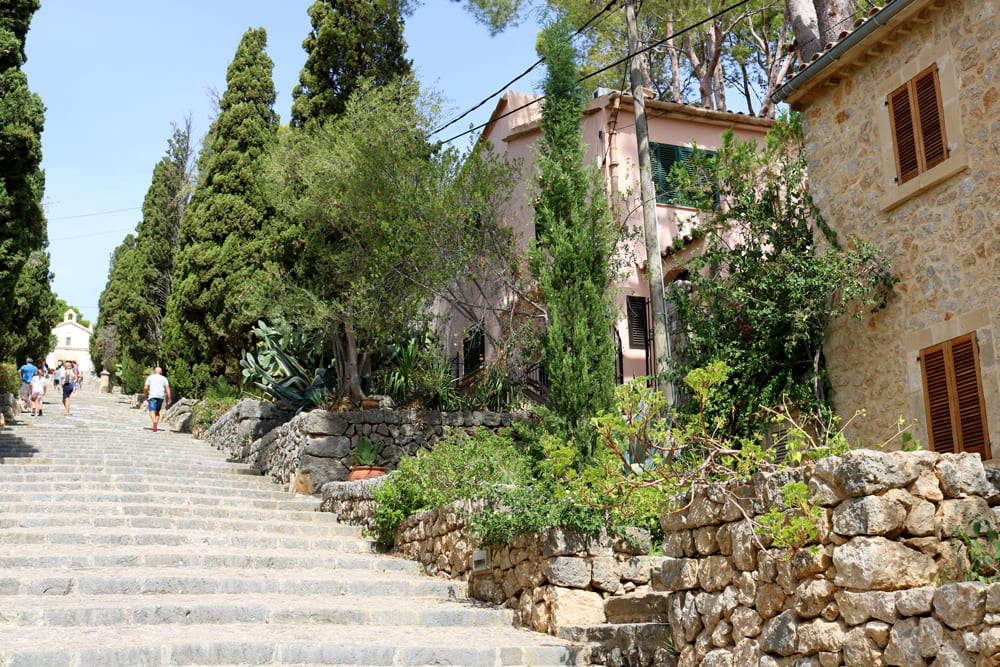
[290,0,412,126]
[162,28,279,391]
[94,122,192,378]
[529,19,618,449]
[0,0,52,361]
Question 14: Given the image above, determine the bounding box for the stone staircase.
[0,393,588,666]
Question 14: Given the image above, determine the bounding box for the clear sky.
[23,0,543,324]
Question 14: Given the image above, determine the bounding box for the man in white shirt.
[143,367,172,433]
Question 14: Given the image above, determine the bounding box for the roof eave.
[771,0,923,107]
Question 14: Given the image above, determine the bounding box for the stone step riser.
[0,575,464,598]
[0,533,375,552]
[0,520,357,539]
[0,554,416,573]
[1,510,343,528]
[0,600,511,629]
[0,642,579,667]
[1,501,336,518]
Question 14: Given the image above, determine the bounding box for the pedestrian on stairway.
[143,366,171,433]
[29,361,46,416]
[18,357,36,411]
[62,362,76,416]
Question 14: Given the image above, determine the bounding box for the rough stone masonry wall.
[796,0,1000,450]
[326,448,1000,666]
[656,448,1000,666]
[391,502,656,636]
[205,399,514,494]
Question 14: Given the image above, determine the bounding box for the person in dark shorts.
[62,362,76,416]
[143,367,171,432]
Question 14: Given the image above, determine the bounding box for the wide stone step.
[0,545,412,573]
[0,512,360,537]
[0,565,467,598]
[0,593,514,628]
[0,461,263,476]
[0,623,585,666]
[0,478,314,499]
[0,527,375,552]
[0,500,339,522]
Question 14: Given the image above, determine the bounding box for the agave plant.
[239,321,335,414]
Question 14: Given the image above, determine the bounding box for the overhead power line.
[429,0,619,139]
[48,206,140,222]
[438,0,756,146]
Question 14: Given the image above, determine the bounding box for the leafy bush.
[371,329,461,411]
[955,517,1000,583]
[0,363,19,395]
[371,429,532,546]
[191,376,243,433]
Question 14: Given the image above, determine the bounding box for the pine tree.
[162,28,279,392]
[290,0,412,126]
[0,0,50,360]
[529,19,619,450]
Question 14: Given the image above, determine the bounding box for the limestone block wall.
[204,399,515,494]
[655,449,1000,666]
[393,509,655,637]
[792,0,1000,449]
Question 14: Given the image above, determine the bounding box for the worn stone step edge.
[0,592,513,628]
[0,623,585,667]
[0,529,376,552]
[0,567,467,598]
[0,503,332,522]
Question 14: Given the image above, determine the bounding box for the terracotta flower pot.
[361,398,380,410]
[347,466,386,481]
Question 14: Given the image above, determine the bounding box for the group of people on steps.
[18,358,80,416]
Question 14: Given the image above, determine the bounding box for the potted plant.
[347,438,385,481]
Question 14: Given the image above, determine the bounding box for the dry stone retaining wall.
[325,448,1000,666]
[204,399,514,494]
[655,448,1000,666]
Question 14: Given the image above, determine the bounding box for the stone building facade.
[773,0,1000,457]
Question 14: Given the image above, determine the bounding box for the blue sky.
[23,0,542,324]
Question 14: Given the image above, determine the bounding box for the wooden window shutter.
[915,67,947,170]
[920,332,991,459]
[626,296,648,350]
[888,65,947,184]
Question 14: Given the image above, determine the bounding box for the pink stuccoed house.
[442,88,773,393]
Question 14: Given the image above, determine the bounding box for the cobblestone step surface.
[0,392,587,666]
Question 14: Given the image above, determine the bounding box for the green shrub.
[191,376,243,432]
[371,428,532,546]
[0,363,19,395]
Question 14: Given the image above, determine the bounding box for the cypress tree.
[5,249,57,362]
[162,28,279,392]
[290,0,412,126]
[0,0,51,360]
[94,122,193,377]
[529,19,618,450]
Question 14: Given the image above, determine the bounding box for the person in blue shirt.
[18,358,37,411]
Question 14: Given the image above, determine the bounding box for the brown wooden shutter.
[626,296,648,350]
[915,67,947,170]
[920,332,991,459]
[888,84,920,183]
[888,65,948,184]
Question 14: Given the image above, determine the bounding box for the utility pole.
[624,0,672,403]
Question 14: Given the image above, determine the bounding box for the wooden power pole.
[624,0,672,402]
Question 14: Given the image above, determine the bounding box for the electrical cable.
[429,0,619,138]
[48,207,140,222]
[437,0,759,146]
